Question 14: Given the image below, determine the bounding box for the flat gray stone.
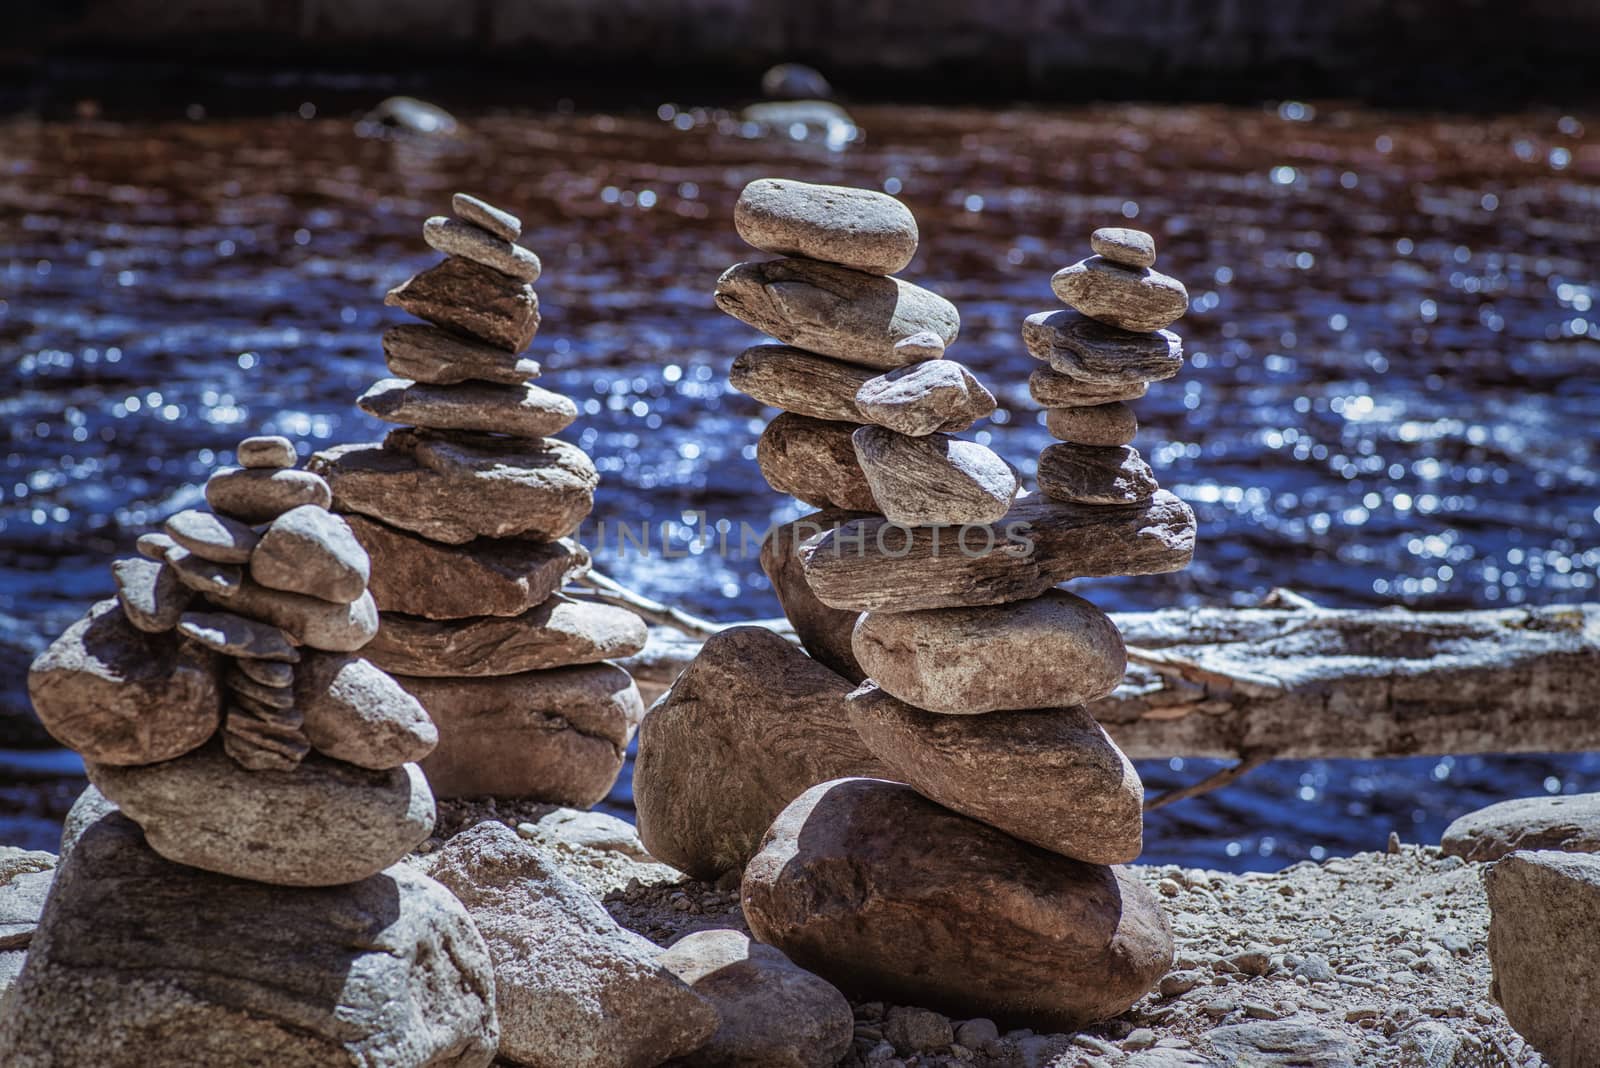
[177,610,299,661]
[236,434,296,469]
[222,699,310,772]
[88,741,435,886]
[386,256,540,353]
[1205,1021,1358,1067]
[1029,366,1149,407]
[1045,401,1138,445]
[297,651,437,769]
[250,504,371,604]
[135,531,176,560]
[164,508,261,563]
[852,426,1017,526]
[112,556,190,633]
[1024,309,1183,385]
[383,323,540,386]
[209,575,379,653]
[358,376,576,438]
[1037,443,1159,505]
[1051,256,1189,332]
[731,343,874,424]
[452,192,520,241]
[164,544,244,599]
[1442,793,1600,862]
[363,594,646,677]
[423,216,541,282]
[757,413,878,511]
[715,258,958,370]
[734,178,918,275]
[204,467,332,524]
[855,359,996,437]
[235,657,294,686]
[1090,226,1157,268]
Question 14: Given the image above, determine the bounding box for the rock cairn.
[637,191,1199,1031]
[3,434,498,1065]
[309,194,647,806]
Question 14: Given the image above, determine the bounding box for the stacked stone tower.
[309,194,647,806]
[3,434,498,1064]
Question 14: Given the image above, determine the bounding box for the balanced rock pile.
[637,186,1199,1030]
[2,434,498,1065]
[309,194,647,805]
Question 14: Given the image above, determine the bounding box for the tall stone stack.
[2,434,498,1065]
[309,194,647,806]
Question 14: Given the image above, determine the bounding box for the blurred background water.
[2,82,1597,869]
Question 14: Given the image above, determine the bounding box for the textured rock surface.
[715,258,958,369]
[423,215,542,281]
[1050,257,1189,332]
[177,609,299,661]
[634,627,887,880]
[659,928,854,1068]
[164,507,261,563]
[427,822,717,1068]
[164,544,244,599]
[742,778,1173,1029]
[364,595,646,676]
[1046,401,1138,446]
[452,192,520,241]
[854,359,996,437]
[383,323,540,386]
[756,413,878,511]
[250,504,372,604]
[1029,366,1149,407]
[28,599,220,765]
[296,651,438,768]
[1089,226,1157,268]
[1485,850,1600,1066]
[1024,309,1184,385]
[730,343,873,423]
[852,589,1127,713]
[848,684,1143,863]
[348,514,589,620]
[403,663,643,804]
[309,429,596,544]
[236,434,297,468]
[112,556,190,632]
[385,255,541,352]
[801,491,1196,612]
[204,466,332,524]
[212,576,379,652]
[88,742,434,886]
[734,178,918,275]
[852,426,1017,526]
[0,848,55,951]
[759,510,869,682]
[358,377,576,438]
[1442,792,1600,862]
[0,812,498,1068]
[1037,443,1160,505]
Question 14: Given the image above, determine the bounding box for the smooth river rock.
[383,322,540,386]
[211,576,380,652]
[799,491,1196,613]
[1441,792,1600,862]
[348,514,590,619]
[715,258,958,369]
[852,589,1127,713]
[402,663,643,804]
[1089,226,1157,268]
[163,544,243,599]
[452,192,520,241]
[1051,256,1190,333]
[386,255,541,353]
[1023,309,1184,385]
[309,429,597,544]
[1030,366,1149,407]
[250,504,372,604]
[236,434,297,468]
[204,466,332,524]
[0,812,498,1068]
[730,343,874,424]
[854,359,996,437]
[363,595,646,677]
[112,556,190,632]
[1037,443,1160,505]
[734,178,918,275]
[756,413,878,511]
[88,742,435,886]
[429,823,717,1068]
[296,651,438,769]
[28,599,221,766]
[1046,401,1139,446]
[423,215,542,282]
[164,507,261,563]
[742,778,1174,1028]
[358,377,576,438]
[848,684,1143,864]
[633,626,887,880]
[759,510,870,682]
[851,426,1018,526]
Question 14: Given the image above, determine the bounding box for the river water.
[2,93,1597,869]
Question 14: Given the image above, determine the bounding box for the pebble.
[249,505,371,605]
[234,657,294,688]
[176,611,300,662]
[1037,443,1160,505]
[1024,309,1184,384]
[163,545,244,599]
[164,508,261,564]
[883,1006,952,1054]
[851,426,1017,526]
[1045,401,1138,446]
[1090,226,1157,268]
[357,376,576,439]
[855,359,996,437]
[452,192,520,242]
[1051,256,1190,332]
[734,178,919,275]
[1160,970,1206,997]
[111,557,189,633]
[422,216,542,282]
[1123,1027,1158,1050]
[135,532,177,560]
[204,467,332,525]
[954,1018,999,1049]
[236,435,296,469]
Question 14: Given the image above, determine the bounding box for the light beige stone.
[855,359,996,437]
[1050,257,1189,332]
[358,377,576,438]
[163,545,243,599]
[296,651,438,769]
[1029,366,1148,407]
[759,511,869,683]
[236,435,297,468]
[852,426,1017,526]
[423,216,541,282]
[1024,309,1183,384]
[734,178,918,275]
[112,557,190,633]
[452,192,520,241]
[1089,226,1157,268]
[211,576,379,652]
[204,467,332,524]
[250,504,371,604]
[1037,443,1159,505]
[164,508,261,563]
[1441,793,1600,862]
[730,344,873,423]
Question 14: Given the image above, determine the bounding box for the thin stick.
[569,570,727,640]
[1144,751,1274,812]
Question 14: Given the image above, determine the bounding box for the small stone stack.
[4,434,498,1065]
[309,195,647,806]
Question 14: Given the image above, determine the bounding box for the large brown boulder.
[759,511,869,683]
[633,627,887,880]
[742,778,1172,1028]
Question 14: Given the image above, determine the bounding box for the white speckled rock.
[1050,257,1189,332]
[734,178,918,275]
[852,426,1017,526]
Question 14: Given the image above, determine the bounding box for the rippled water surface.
[3,95,1598,868]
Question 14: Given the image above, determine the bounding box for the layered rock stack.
[309,194,647,805]
[2,434,498,1065]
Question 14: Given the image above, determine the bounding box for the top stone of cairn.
[1089,227,1156,269]
[452,192,521,242]
[735,178,919,276]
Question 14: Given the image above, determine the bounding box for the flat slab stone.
[760,511,870,683]
[852,588,1127,714]
[633,626,887,880]
[385,255,540,353]
[852,426,1018,526]
[28,599,221,766]
[1051,256,1189,333]
[308,429,597,544]
[112,556,190,633]
[452,192,519,241]
[135,531,176,559]
[1037,443,1159,505]
[296,651,437,769]
[204,467,332,525]
[222,699,309,772]
[734,178,918,275]
[383,323,540,386]
[250,504,371,604]
[757,413,878,511]
[0,849,56,951]
[848,683,1143,864]
[87,741,435,886]
[362,594,647,677]
[402,663,643,805]
[211,576,379,652]
[715,258,959,370]
[236,434,296,468]
[163,545,243,599]
[0,813,497,1068]
[799,490,1196,613]
[741,778,1173,1029]
[731,343,874,423]
[164,508,260,563]
[1441,793,1600,862]
[1090,226,1157,268]
[423,216,541,282]
[177,610,299,661]
[1024,309,1183,385]
[854,359,996,437]
[347,513,589,619]
[235,657,294,687]
[358,376,576,438]
[1030,366,1149,407]
[1045,401,1138,445]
